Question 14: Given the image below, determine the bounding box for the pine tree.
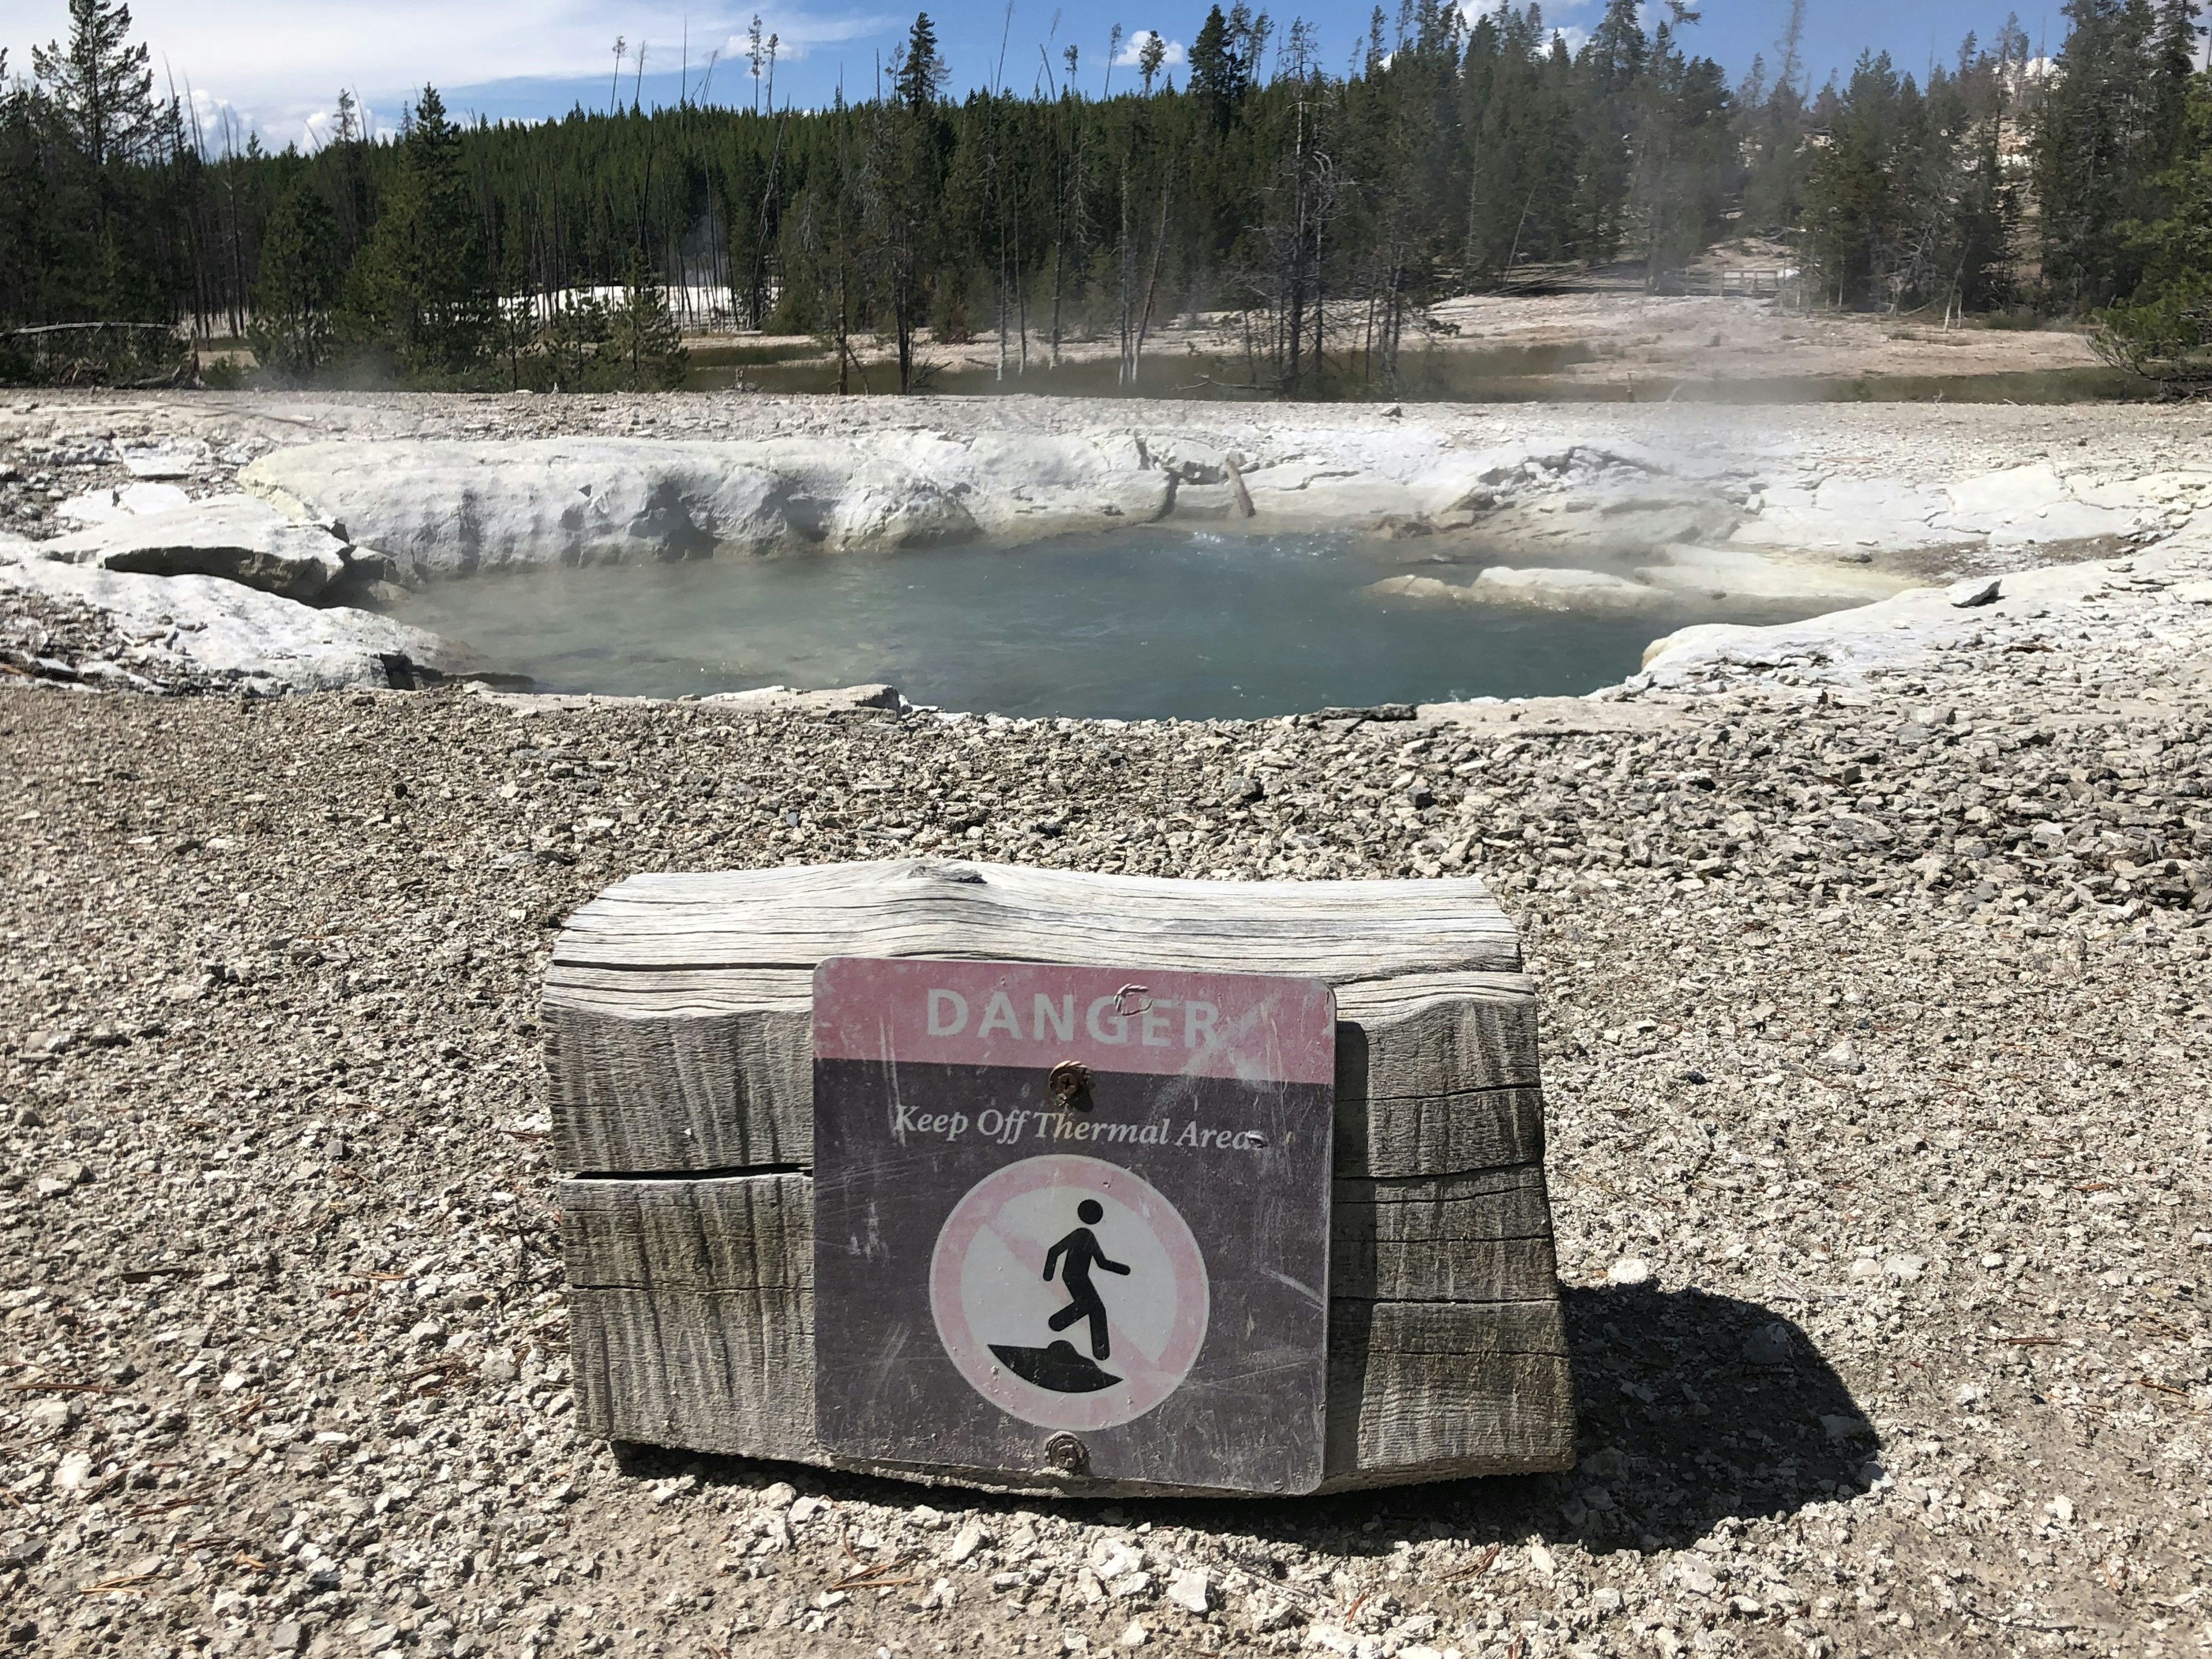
[341,86,492,377]
[1801,53,1912,307]
[2033,0,2198,311]
[32,0,156,170]
[548,293,611,389]
[10,0,2192,393]
[897,14,947,113]
[493,240,543,391]
[604,250,688,388]
[248,180,343,379]
[30,0,162,309]
[1190,6,1259,130]
[1139,33,1168,95]
[2096,72,2212,380]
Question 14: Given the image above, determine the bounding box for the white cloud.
[43,0,893,137]
[1113,28,1186,68]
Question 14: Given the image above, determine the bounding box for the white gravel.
[1,396,2208,1659]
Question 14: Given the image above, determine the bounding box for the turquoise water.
[394,529,1809,721]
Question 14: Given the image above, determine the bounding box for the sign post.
[812,957,1337,1494]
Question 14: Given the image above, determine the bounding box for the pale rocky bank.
[1,392,2206,698]
[1,391,2209,1659]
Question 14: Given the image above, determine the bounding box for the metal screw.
[1048,1060,1093,1112]
[1043,1432,1088,1476]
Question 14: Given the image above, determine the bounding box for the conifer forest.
[2,0,2210,393]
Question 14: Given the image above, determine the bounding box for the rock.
[1637,543,1904,604]
[1730,476,1960,556]
[1089,1541,1143,1582]
[43,496,350,601]
[56,482,191,524]
[119,440,212,479]
[1369,567,1665,611]
[1938,464,2142,547]
[241,434,1175,572]
[266,1621,307,1653]
[2046,1494,2074,1522]
[1884,1255,1927,1281]
[1119,1620,1149,1648]
[0,551,482,693]
[51,1450,94,1491]
[23,1398,75,1436]
[944,1520,986,1564]
[1474,565,1664,609]
[1740,1323,1794,1366]
[1164,1567,1211,1614]
[1819,1037,1863,1072]
[700,683,906,715]
[1607,1257,1652,1286]
[1948,576,2002,608]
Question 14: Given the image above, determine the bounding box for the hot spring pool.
[391,529,1813,721]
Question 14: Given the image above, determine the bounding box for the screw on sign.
[811,957,1336,1494]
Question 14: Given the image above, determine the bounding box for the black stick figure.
[1041,1198,1131,1361]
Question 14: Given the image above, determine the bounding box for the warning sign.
[812,958,1335,1494]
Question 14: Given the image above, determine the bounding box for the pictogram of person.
[1041,1198,1131,1361]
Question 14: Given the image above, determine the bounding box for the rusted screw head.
[1048,1060,1092,1109]
[1044,1432,1088,1475]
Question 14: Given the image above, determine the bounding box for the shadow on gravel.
[1537,1283,1877,1550]
[611,1285,1876,1559]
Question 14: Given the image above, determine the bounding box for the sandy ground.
[683,296,2107,393]
[3,499,2211,1659]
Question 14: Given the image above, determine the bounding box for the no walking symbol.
[812,957,1335,1493]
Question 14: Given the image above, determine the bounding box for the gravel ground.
[3,527,2210,1659]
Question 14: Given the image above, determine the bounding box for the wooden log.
[562,1176,817,1463]
[550,860,1523,980]
[1324,1300,1574,1482]
[559,1169,1569,1490]
[569,1284,815,1461]
[1329,1165,1559,1301]
[546,858,1571,1491]
[547,963,1543,1178]
[546,858,1527,1177]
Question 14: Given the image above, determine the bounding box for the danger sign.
[812,958,1335,1494]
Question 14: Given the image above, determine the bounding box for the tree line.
[3,0,2210,393]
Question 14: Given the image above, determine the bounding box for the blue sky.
[0,0,2082,150]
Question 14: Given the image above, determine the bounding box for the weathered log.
[559,1172,1569,1490]
[545,965,1541,1176]
[547,857,1573,1493]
